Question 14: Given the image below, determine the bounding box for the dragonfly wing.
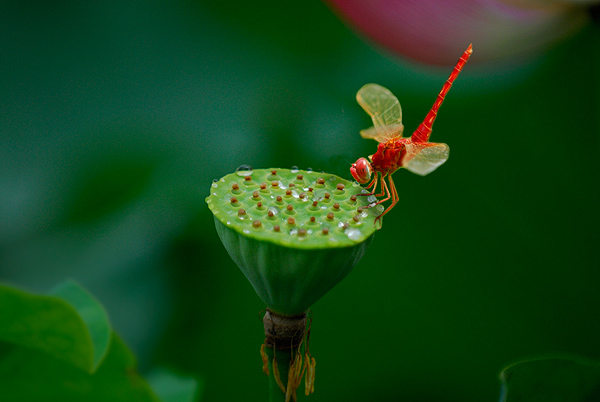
[403,142,449,176]
[357,84,404,143]
[360,124,404,143]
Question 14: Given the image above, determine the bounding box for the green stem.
[266,346,294,402]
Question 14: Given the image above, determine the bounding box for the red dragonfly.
[351,44,472,227]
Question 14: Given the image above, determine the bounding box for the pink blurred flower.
[324,0,591,65]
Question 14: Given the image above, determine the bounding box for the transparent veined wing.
[359,124,404,142]
[357,83,404,143]
[403,142,449,176]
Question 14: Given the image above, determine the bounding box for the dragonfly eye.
[350,157,372,184]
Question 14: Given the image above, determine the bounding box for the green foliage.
[500,356,600,402]
[0,282,200,402]
[61,154,160,225]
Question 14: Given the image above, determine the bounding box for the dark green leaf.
[0,283,95,372]
[0,334,160,402]
[500,356,600,402]
[51,280,111,372]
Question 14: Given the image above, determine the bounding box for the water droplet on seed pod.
[235,164,253,176]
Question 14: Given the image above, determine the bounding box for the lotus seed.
[238,209,246,216]
[322,228,329,235]
[287,217,295,225]
[274,225,280,232]
[336,183,345,190]
[326,213,334,220]
[333,203,340,210]
[298,229,307,237]
[253,220,262,228]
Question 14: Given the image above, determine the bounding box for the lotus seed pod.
[205,168,380,316]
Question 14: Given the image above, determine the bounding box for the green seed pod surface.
[206,168,380,247]
[206,168,380,316]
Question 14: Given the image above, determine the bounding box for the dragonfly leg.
[357,172,379,197]
[357,172,386,198]
[374,175,399,226]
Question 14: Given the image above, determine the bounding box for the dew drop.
[211,182,218,188]
[306,167,313,173]
[212,178,219,182]
[352,181,360,187]
[346,228,362,241]
[268,206,280,216]
[367,195,377,203]
[291,166,299,173]
[235,164,253,176]
[243,229,250,234]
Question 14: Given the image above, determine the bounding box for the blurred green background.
[1,1,599,401]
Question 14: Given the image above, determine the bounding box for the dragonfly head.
[350,157,372,184]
